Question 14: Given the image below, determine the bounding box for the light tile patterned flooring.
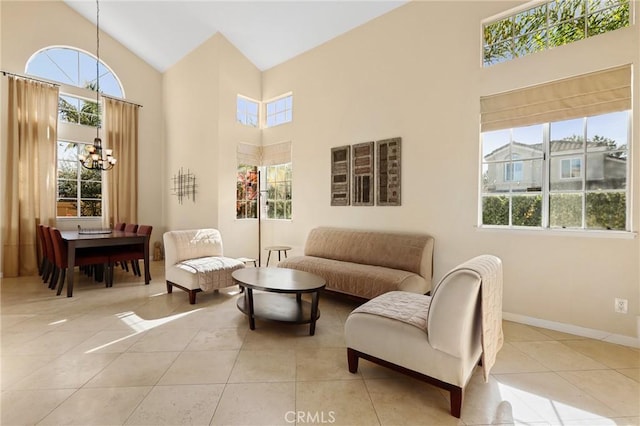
[1,261,639,425]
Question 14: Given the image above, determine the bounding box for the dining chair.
[48,227,111,295]
[118,224,139,272]
[113,222,126,231]
[36,224,49,278]
[107,225,152,285]
[41,225,55,285]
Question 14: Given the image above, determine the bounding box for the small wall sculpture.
[171,167,196,204]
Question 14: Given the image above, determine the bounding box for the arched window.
[26,46,123,97]
[25,46,124,219]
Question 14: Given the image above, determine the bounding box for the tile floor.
[1,261,639,425]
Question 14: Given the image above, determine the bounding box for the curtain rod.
[1,70,143,108]
[1,70,60,87]
[101,94,143,109]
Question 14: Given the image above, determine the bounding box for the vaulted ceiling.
[64,1,408,72]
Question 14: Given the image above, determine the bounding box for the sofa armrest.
[427,270,481,359]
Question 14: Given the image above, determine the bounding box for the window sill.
[476,225,637,239]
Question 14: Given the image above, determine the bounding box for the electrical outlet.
[614,298,628,314]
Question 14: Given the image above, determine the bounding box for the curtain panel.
[104,97,139,227]
[480,65,632,132]
[2,76,58,277]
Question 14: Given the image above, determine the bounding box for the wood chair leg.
[347,348,359,373]
[56,269,66,296]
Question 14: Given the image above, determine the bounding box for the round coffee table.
[232,267,326,335]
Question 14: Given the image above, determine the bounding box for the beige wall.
[256,1,639,338]
[162,33,261,251]
[2,0,638,339]
[0,0,164,249]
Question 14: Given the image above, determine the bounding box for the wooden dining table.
[61,230,150,297]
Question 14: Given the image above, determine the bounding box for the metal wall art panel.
[376,137,401,206]
[352,141,374,206]
[330,145,351,206]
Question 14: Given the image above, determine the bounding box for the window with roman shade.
[480,65,631,231]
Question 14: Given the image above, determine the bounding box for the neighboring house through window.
[26,46,124,218]
[480,65,631,231]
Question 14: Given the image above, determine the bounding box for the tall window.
[265,163,292,219]
[26,47,123,218]
[265,94,293,127]
[483,0,630,66]
[236,165,258,219]
[236,142,293,220]
[481,111,629,230]
[56,141,102,217]
[237,95,259,127]
[235,164,293,220]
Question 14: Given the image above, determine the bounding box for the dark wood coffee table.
[232,268,326,335]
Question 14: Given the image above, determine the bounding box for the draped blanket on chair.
[438,255,503,381]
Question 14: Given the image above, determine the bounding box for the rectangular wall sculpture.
[330,145,350,206]
[376,137,401,206]
[352,141,374,206]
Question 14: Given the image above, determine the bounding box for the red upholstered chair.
[113,222,126,231]
[117,223,139,272]
[49,227,111,295]
[41,225,56,285]
[107,225,152,286]
[36,224,50,279]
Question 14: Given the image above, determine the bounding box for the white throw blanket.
[176,256,244,292]
[438,255,503,382]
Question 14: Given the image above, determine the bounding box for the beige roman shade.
[480,65,632,132]
[262,141,292,166]
[237,143,262,165]
[237,141,291,166]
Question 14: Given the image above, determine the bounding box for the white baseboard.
[503,312,640,349]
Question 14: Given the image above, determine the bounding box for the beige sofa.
[277,227,434,299]
[163,229,245,304]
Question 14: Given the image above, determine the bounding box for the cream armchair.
[344,255,503,418]
[163,229,245,304]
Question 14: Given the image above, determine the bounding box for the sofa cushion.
[278,256,426,299]
[167,256,244,292]
[303,227,433,278]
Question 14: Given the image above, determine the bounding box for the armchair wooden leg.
[347,348,359,373]
[450,387,463,419]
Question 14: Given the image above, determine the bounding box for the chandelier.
[78,0,116,171]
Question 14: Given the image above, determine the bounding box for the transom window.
[481,111,629,230]
[26,46,123,218]
[483,0,630,66]
[265,94,293,127]
[237,95,259,127]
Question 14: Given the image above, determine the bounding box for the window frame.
[560,157,583,180]
[56,139,103,218]
[236,95,260,128]
[479,111,631,233]
[264,93,293,128]
[26,46,124,219]
[482,0,632,67]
